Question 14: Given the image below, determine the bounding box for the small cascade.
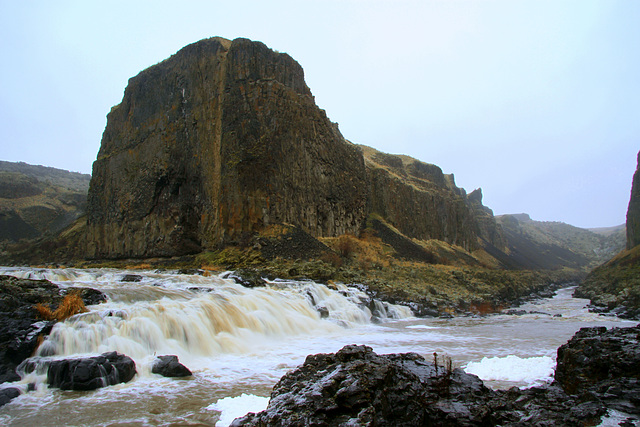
[0,267,414,379]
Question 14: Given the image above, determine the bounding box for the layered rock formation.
[87,37,367,258]
[85,36,505,260]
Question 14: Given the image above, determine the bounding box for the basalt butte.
[84,37,506,260]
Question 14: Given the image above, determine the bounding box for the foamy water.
[0,267,635,426]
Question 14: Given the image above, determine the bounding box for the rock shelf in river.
[234,325,640,426]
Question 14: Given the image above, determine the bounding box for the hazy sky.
[1,1,638,228]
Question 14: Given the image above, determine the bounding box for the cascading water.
[0,267,635,426]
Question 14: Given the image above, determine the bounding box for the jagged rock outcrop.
[555,325,640,417]
[85,36,506,260]
[627,151,640,250]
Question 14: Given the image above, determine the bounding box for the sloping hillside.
[0,161,90,243]
[494,213,624,270]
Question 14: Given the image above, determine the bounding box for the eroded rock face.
[627,151,640,250]
[86,37,367,259]
[362,146,505,251]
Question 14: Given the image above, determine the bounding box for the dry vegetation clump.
[34,289,87,321]
[323,232,393,271]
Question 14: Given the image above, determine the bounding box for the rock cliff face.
[361,146,505,251]
[87,38,367,258]
[626,151,640,249]
[86,37,504,259]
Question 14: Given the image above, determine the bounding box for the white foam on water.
[464,354,555,386]
[405,325,437,330]
[207,393,270,426]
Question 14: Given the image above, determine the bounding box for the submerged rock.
[47,351,136,391]
[151,355,192,378]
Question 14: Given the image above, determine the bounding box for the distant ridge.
[495,214,625,270]
[0,161,90,243]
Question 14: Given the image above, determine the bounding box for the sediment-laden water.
[0,267,635,426]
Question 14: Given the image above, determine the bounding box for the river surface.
[0,267,635,426]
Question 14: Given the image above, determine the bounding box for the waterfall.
[0,267,412,372]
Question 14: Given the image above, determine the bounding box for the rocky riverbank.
[234,325,640,426]
[0,275,106,403]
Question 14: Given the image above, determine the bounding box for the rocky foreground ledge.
[234,325,640,426]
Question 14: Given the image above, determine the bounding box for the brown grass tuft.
[34,290,88,322]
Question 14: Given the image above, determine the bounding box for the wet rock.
[66,287,107,306]
[47,351,136,391]
[151,355,192,378]
[0,276,62,383]
[0,387,20,407]
[120,274,143,282]
[505,309,527,316]
[555,324,640,415]
[228,269,267,288]
[233,344,498,426]
[0,275,107,384]
[177,269,205,276]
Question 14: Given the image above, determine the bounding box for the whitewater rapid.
[0,267,635,426]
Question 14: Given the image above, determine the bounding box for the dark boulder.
[47,351,136,391]
[0,387,20,407]
[151,355,192,378]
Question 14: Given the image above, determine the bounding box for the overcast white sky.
[1,1,638,228]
